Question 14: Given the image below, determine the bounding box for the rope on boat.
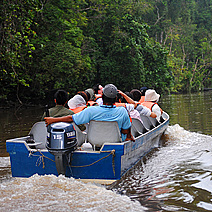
[70,149,116,176]
[28,149,55,169]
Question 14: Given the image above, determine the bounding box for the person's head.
[54,90,69,105]
[130,89,142,101]
[116,92,123,103]
[102,84,117,105]
[93,84,103,95]
[145,89,160,102]
[85,88,95,100]
[140,87,148,96]
[77,91,90,102]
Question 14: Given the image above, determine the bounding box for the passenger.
[115,90,142,122]
[117,90,157,122]
[85,88,95,100]
[41,89,74,120]
[85,88,99,106]
[93,83,103,97]
[93,83,103,106]
[141,89,163,121]
[130,89,142,102]
[139,87,148,103]
[45,84,135,142]
[41,89,85,131]
[67,91,90,113]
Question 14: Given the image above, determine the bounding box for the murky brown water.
[1,91,212,211]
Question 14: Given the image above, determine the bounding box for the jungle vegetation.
[1,0,212,104]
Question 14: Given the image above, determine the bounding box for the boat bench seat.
[87,120,122,149]
[139,114,155,130]
[27,142,43,147]
[148,117,161,127]
[28,121,47,149]
[131,118,148,137]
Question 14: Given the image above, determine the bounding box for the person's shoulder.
[84,105,100,112]
[116,105,128,113]
[60,106,74,114]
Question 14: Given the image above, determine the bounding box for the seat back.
[72,123,87,146]
[139,114,155,130]
[29,121,47,149]
[87,120,122,148]
[148,117,161,127]
[160,112,168,123]
[131,118,148,137]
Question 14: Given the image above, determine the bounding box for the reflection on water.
[1,91,212,211]
[0,106,43,157]
[160,91,212,135]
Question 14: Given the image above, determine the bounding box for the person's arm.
[118,90,138,108]
[150,112,157,118]
[44,115,73,126]
[121,128,135,142]
[152,104,162,121]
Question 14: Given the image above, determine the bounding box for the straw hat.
[145,89,160,102]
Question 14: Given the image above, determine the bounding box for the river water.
[1,91,212,211]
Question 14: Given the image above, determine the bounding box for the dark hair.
[77,91,90,102]
[116,93,123,103]
[130,89,142,101]
[121,92,133,103]
[140,87,148,96]
[54,90,69,105]
[102,93,116,105]
[93,83,100,94]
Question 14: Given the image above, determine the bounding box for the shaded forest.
[1,0,212,105]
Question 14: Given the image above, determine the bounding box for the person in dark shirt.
[41,89,85,131]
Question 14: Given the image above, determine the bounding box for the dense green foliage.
[1,0,212,104]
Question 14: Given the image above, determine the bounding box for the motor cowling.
[46,122,78,175]
[46,122,77,153]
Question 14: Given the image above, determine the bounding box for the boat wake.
[111,124,212,211]
[0,172,146,211]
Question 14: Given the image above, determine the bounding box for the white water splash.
[141,125,212,180]
[0,174,146,212]
[0,157,10,167]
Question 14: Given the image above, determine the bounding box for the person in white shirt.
[141,89,163,122]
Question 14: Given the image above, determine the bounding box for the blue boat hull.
[6,113,169,184]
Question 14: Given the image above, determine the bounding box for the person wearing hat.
[141,89,163,121]
[85,88,95,101]
[85,88,99,106]
[44,84,134,142]
[67,91,91,113]
[117,90,157,122]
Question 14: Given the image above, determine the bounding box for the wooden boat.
[6,112,169,185]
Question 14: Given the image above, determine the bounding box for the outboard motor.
[46,122,77,175]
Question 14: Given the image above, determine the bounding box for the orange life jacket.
[141,101,163,113]
[114,102,126,108]
[70,105,87,114]
[138,96,145,104]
